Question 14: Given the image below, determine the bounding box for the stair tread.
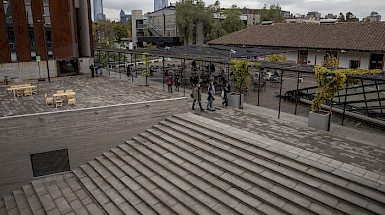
[155,118,385,214]
[171,116,385,206]
[137,134,308,214]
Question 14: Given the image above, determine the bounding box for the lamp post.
[37,6,51,82]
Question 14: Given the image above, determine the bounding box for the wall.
[78,57,94,75]
[0,97,188,196]
[0,60,58,81]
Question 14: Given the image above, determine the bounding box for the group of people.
[166,75,181,93]
[191,81,230,112]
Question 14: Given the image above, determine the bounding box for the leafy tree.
[339,13,345,22]
[260,4,284,23]
[93,19,115,48]
[176,0,213,45]
[210,19,226,40]
[222,5,245,34]
[312,66,382,113]
[345,12,359,22]
[113,22,129,42]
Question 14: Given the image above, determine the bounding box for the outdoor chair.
[57,90,64,94]
[31,86,37,94]
[68,98,76,106]
[55,99,63,108]
[24,88,32,96]
[16,89,24,97]
[45,93,53,106]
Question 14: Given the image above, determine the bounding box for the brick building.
[0,0,94,81]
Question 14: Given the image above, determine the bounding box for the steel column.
[295,71,300,115]
[361,79,370,116]
[342,86,348,125]
[278,70,284,119]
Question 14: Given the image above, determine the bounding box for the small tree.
[230,59,258,92]
[312,66,382,113]
[141,54,151,85]
[322,53,339,68]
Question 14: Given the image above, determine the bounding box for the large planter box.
[228,92,244,109]
[137,75,148,86]
[308,111,331,131]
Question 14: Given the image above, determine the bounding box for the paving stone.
[85,203,104,215]
[54,197,72,214]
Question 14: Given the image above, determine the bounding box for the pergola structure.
[95,46,385,129]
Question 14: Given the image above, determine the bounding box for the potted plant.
[309,65,381,130]
[228,59,257,109]
[138,53,150,86]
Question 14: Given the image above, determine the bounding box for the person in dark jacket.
[222,81,230,106]
[192,83,204,111]
[206,81,215,111]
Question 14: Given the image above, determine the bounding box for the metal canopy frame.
[95,47,385,128]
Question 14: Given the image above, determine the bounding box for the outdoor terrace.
[0,75,180,117]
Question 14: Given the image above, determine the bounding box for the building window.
[30,149,70,177]
[298,50,308,64]
[350,60,359,69]
[370,54,384,70]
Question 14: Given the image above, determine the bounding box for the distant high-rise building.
[93,0,105,22]
[154,0,168,11]
[120,10,126,22]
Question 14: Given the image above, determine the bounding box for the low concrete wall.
[79,57,94,76]
[0,60,58,82]
[0,97,188,196]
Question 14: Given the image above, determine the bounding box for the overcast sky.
[95,0,385,21]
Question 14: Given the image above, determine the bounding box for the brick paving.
[0,75,180,117]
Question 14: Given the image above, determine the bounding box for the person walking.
[89,64,95,78]
[222,81,230,106]
[192,83,204,111]
[166,75,173,93]
[175,75,180,92]
[206,81,215,111]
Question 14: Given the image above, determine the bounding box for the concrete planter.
[137,75,148,86]
[228,92,244,109]
[11,77,20,83]
[308,111,331,131]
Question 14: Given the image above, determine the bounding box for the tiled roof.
[1,113,385,214]
[208,22,385,52]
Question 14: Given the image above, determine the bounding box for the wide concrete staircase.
[1,113,385,214]
[0,173,104,215]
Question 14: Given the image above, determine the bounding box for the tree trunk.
[196,22,204,45]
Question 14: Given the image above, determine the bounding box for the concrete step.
[129,136,254,215]
[174,114,385,193]
[103,151,177,215]
[171,115,385,205]
[0,200,7,215]
[168,115,385,214]
[3,193,19,215]
[148,125,317,215]
[96,152,173,215]
[12,190,32,215]
[118,141,221,215]
[78,164,126,215]
[21,184,44,214]
[157,118,384,214]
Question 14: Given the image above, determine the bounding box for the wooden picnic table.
[7,85,37,98]
[53,92,76,101]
